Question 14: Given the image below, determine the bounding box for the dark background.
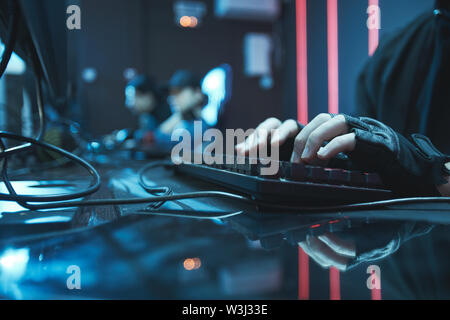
[72,0,433,136]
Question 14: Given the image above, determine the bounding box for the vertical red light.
[298,246,310,300]
[368,0,380,56]
[296,0,309,298]
[327,0,339,115]
[296,0,309,125]
[329,267,341,300]
[326,0,341,299]
[371,271,382,300]
[368,0,382,300]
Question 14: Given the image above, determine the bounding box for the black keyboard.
[174,155,394,205]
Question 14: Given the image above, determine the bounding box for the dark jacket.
[356,0,450,153]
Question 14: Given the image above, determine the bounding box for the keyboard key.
[349,171,366,186]
[366,173,383,188]
[289,163,308,181]
[307,166,328,182]
[258,160,282,179]
[326,168,349,185]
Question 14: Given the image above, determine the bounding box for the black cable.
[0,115,448,213]
[0,132,448,212]
[0,0,102,214]
[0,0,20,78]
[138,161,174,209]
[0,133,448,213]
[0,138,448,213]
[34,70,46,141]
[1,173,450,212]
[1,47,47,160]
[0,132,101,203]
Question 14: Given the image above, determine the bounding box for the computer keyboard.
[174,155,394,205]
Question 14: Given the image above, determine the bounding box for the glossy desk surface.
[0,152,449,300]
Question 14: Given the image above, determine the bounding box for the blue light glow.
[0,43,26,75]
[25,216,72,224]
[201,64,232,126]
[0,248,29,281]
[125,85,136,108]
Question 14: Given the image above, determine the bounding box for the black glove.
[344,115,450,197]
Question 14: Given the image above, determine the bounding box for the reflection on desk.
[0,157,449,300]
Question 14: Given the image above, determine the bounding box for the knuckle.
[294,134,306,146]
[307,132,321,145]
[266,117,281,125]
[330,138,343,148]
[335,114,346,122]
[317,113,332,122]
[333,115,347,127]
[283,119,297,127]
[333,134,351,148]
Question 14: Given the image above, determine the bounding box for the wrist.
[437,163,450,196]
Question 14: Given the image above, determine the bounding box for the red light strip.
[368,0,380,56]
[329,267,341,300]
[298,246,310,300]
[296,0,309,125]
[327,0,339,115]
[296,1,309,301]
[326,0,341,300]
[368,0,382,300]
[371,272,382,300]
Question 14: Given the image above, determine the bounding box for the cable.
[0,132,101,203]
[0,132,448,212]
[1,143,449,213]
[0,44,47,159]
[0,118,448,213]
[4,185,450,213]
[138,161,174,209]
[0,0,102,215]
[0,134,448,213]
[0,0,20,78]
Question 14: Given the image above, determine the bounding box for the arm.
[237,114,450,197]
[437,163,450,196]
[158,112,183,135]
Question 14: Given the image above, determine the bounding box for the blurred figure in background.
[103,75,172,150]
[125,75,172,147]
[159,70,208,136]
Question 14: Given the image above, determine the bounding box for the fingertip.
[316,147,328,159]
[270,136,281,147]
[290,152,301,164]
[235,144,245,155]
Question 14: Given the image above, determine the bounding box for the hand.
[236,114,450,196]
[235,118,297,157]
[437,165,450,196]
[298,221,433,272]
[159,112,183,135]
[299,233,356,272]
[235,114,355,165]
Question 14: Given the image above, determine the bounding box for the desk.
[0,153,449,299]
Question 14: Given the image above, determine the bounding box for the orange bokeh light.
[190,16,198,28]
[179,16,192,28]
[179,16,198,28]
[184,258,195,270]
[183,258,201,270]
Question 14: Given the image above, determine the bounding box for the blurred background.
[0,0,433,138]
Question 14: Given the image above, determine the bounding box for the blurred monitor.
[0,0,69,105]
